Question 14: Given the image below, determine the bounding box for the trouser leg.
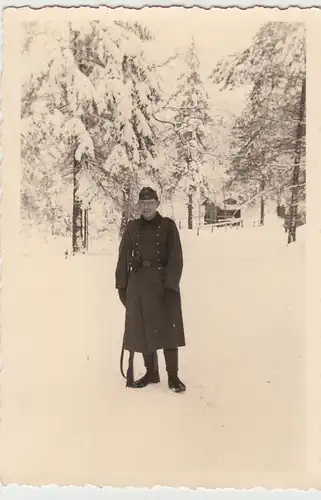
[164,348,186,393]
[143,352,159,375]
[163,348,178,376]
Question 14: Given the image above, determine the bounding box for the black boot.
[131,352,160,389]
[164,348,186,393]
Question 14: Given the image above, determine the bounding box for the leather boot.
[131,352,160,388]
[164,348,186,393]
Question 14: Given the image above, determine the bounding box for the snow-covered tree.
[69,19,161,234]
[21,18,162,242]
[211,22,306,232]
[155,38,214,229]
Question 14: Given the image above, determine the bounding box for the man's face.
[139,199,159,219]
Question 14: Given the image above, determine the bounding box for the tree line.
[21,18,306,251]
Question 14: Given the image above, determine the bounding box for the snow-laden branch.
[74,130,95,162]
[227,180,306,217]
[148,51,183,70]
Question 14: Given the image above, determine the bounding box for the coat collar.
[139,211,162,228]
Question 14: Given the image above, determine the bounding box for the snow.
[2,218,305,485]
[74,131,95,162]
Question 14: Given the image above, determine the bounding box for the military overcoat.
[115,211,185,353]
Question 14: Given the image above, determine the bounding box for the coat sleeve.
[164,220,183,292]
[115,224,133,290]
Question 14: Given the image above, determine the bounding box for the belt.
[141,260,165,268]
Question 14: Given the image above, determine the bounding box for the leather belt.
[142,260,164,268]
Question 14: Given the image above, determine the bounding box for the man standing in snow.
[115,187,186,393]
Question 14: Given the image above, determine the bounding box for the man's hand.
[118,288,127,307]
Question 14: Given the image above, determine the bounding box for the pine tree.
[287,75,306,243]
[211,22,306,232]
[20,18,162,241]
[156,38,213,229]
[71,128,95,253]
[69,19,161,234]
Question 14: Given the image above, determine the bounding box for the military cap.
[138,187,158,201]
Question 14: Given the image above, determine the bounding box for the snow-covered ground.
[1,217,306,488]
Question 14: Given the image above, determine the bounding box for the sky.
[22,7,290,117]
[22,6,304,115]
[21,7,302,200]
[100,7,275,64]
[101,6,268,114]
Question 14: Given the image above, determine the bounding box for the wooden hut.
[202,196,242,226]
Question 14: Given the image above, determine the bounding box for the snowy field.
[1,216,306,488]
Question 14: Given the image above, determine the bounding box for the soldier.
[115,187,186,393]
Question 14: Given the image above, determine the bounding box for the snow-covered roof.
[217,201,242,211]
[202,196,242,211]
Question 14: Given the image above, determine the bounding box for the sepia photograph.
[0,5,312,489]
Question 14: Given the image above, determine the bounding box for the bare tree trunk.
[260,178,265,226]
[83,209,86,250]
[196,191,200,236]
[80,209,83,240]
[83,208,89,251]
[288,76,306,244]
[86,209,89,250]
[72,159,83,254]
[120,182,131,237]
[187,186,193,230]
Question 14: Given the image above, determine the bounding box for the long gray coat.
[115,212,185,353]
